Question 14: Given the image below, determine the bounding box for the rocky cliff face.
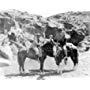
[47,11,90,35]
[0,10,90,47]
[0,9,47,35]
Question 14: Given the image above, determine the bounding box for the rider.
[62,28,78,61]
[43,35,58,56]
[43,35,55,44]
[30,33,42,56]
[57,25,71,60]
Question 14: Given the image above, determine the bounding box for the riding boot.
[38,47,42,57]
[53,46,57,56]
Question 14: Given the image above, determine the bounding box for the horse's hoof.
[57,70,62,75]
[20,71,25,75]
[20,72,23,75]
[73,64,78,71]
[23,71,25,74]
[40,70,44,74]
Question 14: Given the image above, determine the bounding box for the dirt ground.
[1,50,90,80]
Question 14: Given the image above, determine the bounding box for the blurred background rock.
[0,10,90,52]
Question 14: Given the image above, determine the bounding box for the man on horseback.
[30,34,57,57]
[54,25,74,61]
[60,28,77,63]
[42,34,58,56]
[29,33,43,57]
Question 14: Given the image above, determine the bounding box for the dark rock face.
[45,25,57,39]
[67,30,85,46]
[45,22,85,46]
[63,22,74,29]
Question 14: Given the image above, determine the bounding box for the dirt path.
[1,50,90,80]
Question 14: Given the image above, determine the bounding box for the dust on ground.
[1,50,90,80]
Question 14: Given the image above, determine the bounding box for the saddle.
[28,48,37,59]
[28,46,42,58]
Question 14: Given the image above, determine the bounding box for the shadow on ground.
[5,69,74,80]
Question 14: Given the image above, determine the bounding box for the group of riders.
[13,27,77,58]
[0,23,80,74]
[0,24,78,61]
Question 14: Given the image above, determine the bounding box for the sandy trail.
[1,50,90,80]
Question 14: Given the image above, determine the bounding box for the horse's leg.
[40,59,45,72]
[18,54,25,74]
[57,64,61,74]
[21,56,26,74]
[71,55,78,71]
[56,60,64,75]
[19,65,22,74]
[39,56,46,72]
[22,62,25,73]
[73,57,78,71]
[55,57,64,75]
[18,55,22,74]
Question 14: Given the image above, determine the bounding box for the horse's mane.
[0,50,9,59]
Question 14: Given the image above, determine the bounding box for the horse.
[7,32,40,73]
[10,38,55,74]
[39,41,79,74]
[16,40,79,74]
[17,47,41,73]
[9,39,42,74]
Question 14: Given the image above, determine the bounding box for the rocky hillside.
[0,10,90,35]
[0,10,90,50]
[48,11,90,35]
[0,9,47,35]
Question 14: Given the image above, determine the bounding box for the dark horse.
[39,41,79,74]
